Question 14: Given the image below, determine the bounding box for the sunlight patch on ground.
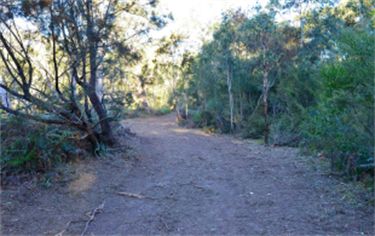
[171,128,210,137]
[69,172,97,192]
[158,122,175,126]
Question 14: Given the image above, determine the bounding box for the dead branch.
[81,201,105,236]
[116,192,145,199]
[194,185,205,190]
[116,192,157,200]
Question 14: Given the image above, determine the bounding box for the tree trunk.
[0,76,12,109]
[262,45,269,146]
[240,92,244,127]
[211,67,218,107]
[203,92,207,111]
[300,17,304,48]
[70,67,77,100]
[358,0,363,22]
[172,86,181,121]
[226,58,234,133]
[139,88,150,113]
[185,76,188,120]
[86,0,115,146]
[137,78,150,113]
[44,72,62,102]
[299,0,304,48]
[82,58,93,122]
[96,41,104,102]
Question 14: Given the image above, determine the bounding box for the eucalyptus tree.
[153,33,185,119]
[135,64,154,112]
[275,0,336,48]
[240,11,280,145]
[349,0,375,23]
[0,0,168,148]
[211,12,239,133]
[196,41,219,112]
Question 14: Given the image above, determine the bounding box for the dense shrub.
[301,25,374,179]
[0,115,90,174]
[242,112,265,139]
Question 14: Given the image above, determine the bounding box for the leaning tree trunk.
[87,76,116,145]
[86,1,115,146]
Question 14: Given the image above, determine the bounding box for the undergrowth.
[0,115,91,181]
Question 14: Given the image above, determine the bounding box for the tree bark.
[226,57,234,133]
[97,41,104,102]
[358,0,363,22]
[136,78,150,113]
[69,67,77,102]
[300,17,304,48]
[173,87,181,121]
[0,76,12,109]
[139,88,150,112]
[262,44,269,146]
[86,0,115,146]
[240,92,244,127]
[298,0,304,48]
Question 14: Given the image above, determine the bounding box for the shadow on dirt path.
[1,114,373,235]
[87,114,373,235]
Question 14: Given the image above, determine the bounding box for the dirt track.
[89,114,374,235]
[1,114,374,235]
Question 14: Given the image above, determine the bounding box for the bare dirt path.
[1,114,373,235]
[88,114,373,235]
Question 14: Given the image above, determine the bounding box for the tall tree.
[241,11,280,145]
[280,0,333,47]
[0,0,168,147]
[154,33,185,120]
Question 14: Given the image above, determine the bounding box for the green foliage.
[243,113,265,139]
[197,111,215,126]
[301,24,374,176]
[0,116,88,173]
[178,1,373,185]
[151,106,171,116]
[160,106,172,115]
[270,113,302,146]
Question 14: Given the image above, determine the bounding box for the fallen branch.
[81,201,105,236]
[116,192,157,200]
[116,192,145,199]
[194,185,205,190]
[70,133,89,140]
